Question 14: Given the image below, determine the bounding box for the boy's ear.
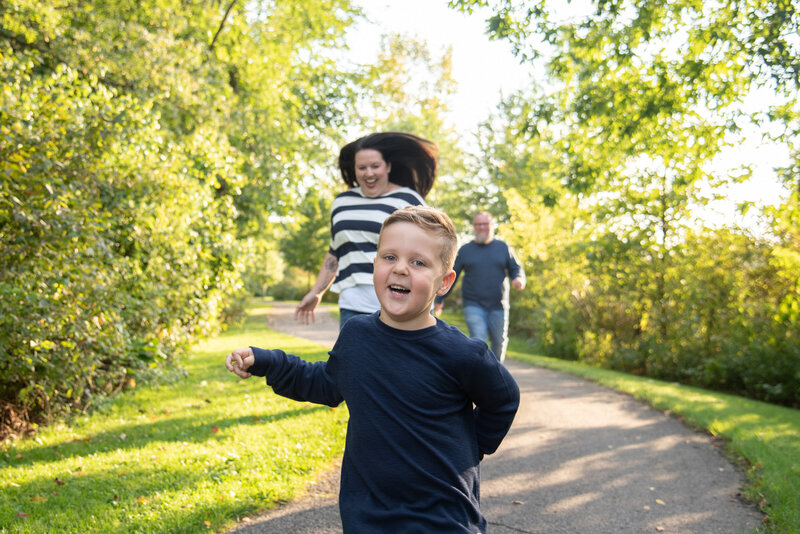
[436,269,456,296]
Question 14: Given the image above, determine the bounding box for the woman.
[295,132,439,328]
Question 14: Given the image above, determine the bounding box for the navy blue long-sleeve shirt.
[248,312,520,533]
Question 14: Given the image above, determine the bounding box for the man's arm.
[507,244,526,291]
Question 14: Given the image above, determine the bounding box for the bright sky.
[350,0,789,215]
[350,0,533,132]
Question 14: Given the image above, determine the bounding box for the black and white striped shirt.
[329,186,425,295]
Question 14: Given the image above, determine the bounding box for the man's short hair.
[380,206,458,271]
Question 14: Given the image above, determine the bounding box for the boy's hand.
[225,348,255,378]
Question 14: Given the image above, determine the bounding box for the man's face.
[473,214,494,244]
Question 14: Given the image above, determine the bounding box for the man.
[434,211,525,362]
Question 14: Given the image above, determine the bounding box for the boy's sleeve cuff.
[248,347,275,377]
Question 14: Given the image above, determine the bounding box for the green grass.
[0,299,348,534]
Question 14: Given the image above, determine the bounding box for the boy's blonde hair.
[379,206,458,271]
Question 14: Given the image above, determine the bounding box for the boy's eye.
[412,259,425,267]
[384,254,396,261]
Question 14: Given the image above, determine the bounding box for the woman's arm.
[295,252,338,324]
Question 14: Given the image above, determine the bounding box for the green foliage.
[281,189,333,276]
[0,0,372,430]
[0,300,348,533]
[450,0,800,407]
[0,55,242,422]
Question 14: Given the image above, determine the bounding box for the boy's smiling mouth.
[389,284,410,295]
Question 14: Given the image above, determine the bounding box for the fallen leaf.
[118,472,127,477]
[30,495,48,503]
[253,417,261,422]
[204,520,211,527]
[211,426,219,434]
[512,500,524,505]
[54,478,66,485]
[16,512,29,518]
[656,499,666,506]
[643,505,651,511]
[656,527,665,532]
[9,481,20,487]
[137,496,147,504]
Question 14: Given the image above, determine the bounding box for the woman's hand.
[295,292,322,324]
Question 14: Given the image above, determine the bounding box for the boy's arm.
[250,347,343,407]
[225,347,343,407]
[467,353,520,457]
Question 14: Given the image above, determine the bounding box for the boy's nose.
[392,261,408,274]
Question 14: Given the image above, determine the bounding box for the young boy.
[225,206,520,533]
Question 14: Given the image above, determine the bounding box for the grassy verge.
[436,311,799,533]
[0,299,348,534]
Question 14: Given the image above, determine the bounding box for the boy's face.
[374,222,456,330]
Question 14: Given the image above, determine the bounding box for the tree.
[0,0,370,432]
[447,0,800,405]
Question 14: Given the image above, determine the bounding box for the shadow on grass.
[5,404,331,467]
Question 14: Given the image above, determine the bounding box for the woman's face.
[354,149,393,198]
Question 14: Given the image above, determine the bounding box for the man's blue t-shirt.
[437,239,525,311]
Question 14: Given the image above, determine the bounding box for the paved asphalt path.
[227,302,763,534]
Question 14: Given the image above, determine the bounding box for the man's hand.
[225,348,255,378]
[512,277,526,291]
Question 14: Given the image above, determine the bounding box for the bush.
[267,267,338,303]
[0,57,243,436]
